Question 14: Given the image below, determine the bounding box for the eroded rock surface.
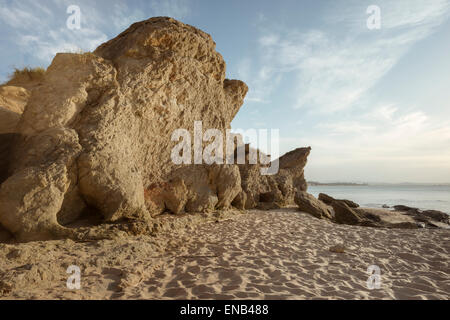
[240,146,311,209]
[0,17,249,241]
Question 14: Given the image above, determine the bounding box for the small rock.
[329,244,346,253]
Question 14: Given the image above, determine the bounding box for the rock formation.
[236,146,310,210]
[0,17,311,242]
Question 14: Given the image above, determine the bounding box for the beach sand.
[0,208,448,300]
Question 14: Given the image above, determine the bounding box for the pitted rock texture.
[0,17,248,241]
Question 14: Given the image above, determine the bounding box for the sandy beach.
[1,208,448,300]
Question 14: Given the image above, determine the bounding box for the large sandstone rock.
[0,17,248,241]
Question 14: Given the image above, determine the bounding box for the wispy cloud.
[253,0,450,112]
[0,0,191,68]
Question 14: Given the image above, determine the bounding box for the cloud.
[0,3,44,29]
[0,0,191,67]
[380,0,450,29]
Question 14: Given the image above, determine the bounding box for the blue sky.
[1,0,450,183]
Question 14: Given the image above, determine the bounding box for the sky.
[1,0,450,183]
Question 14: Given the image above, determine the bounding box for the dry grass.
[6,67,46,85]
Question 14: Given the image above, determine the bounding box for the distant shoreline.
[308,181,368,186]
[308,182,450,187]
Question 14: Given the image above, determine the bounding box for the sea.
[308,184,450,215]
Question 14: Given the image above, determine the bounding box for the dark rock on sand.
[318,193,359,208]
[330,201,363,225]
[421,210,450,224]
[393,205,449,227]
[295,194,450,230]
[393,205,419,213]
[294,191,333,220]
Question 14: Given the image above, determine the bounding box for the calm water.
[308,185,450,215]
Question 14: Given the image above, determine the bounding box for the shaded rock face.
[0,83,37,191]
[331,201,363,225]
[0,134,20,185]
[0,17,312,242]
[318,193,359,208]
[294,191,332,220]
